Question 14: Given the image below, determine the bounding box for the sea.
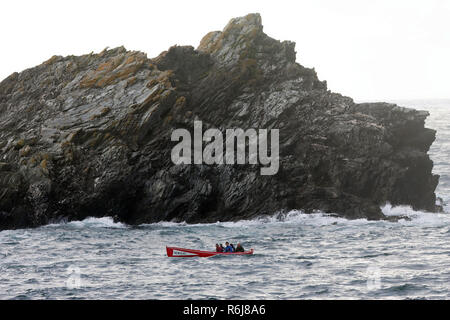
[0,99,449,300]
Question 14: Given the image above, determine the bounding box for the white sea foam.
[147,203,450,229]
[145,210,374,229]
[151,221,188,227]
[44,216,127,229]
[216,211,371,228]
[381,203,450,227]
[39,202,450,231]
[71,217,127,229]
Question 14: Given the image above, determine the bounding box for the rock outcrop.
[0,13,439,230]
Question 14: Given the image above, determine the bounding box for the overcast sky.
[0,0,448,101]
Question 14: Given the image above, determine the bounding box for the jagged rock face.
[0,13,439,230]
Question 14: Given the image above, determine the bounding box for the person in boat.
[235,243,245,252]
[215,244,222,252]
[224,242,234,253]
[220,244,225,252]
[230,243,235,252]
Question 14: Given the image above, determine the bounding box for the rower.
[235,243,245,252]
[224,242,233,252]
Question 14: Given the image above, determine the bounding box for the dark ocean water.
[0,99,449,300]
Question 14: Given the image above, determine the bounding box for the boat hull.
[166,246,254,258]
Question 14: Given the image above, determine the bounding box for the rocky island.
[0,13,439,230]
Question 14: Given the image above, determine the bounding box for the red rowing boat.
[166,246,254,257]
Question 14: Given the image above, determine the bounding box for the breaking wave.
[43,216,127,229]
[144,203,450,229]
[381,203,450,227]
[37,201,450,231]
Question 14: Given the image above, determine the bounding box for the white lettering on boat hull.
[172,250,197,256]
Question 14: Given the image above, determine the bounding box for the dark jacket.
[235,245,245,252]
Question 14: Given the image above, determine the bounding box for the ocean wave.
[148,204,450,228]
[381,203,450,227]
[144,210,373,229]
[217,211,372,228]
[38,202,450,230]
[43,217,127,229]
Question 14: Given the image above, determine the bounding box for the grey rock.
[0,13,439,230]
